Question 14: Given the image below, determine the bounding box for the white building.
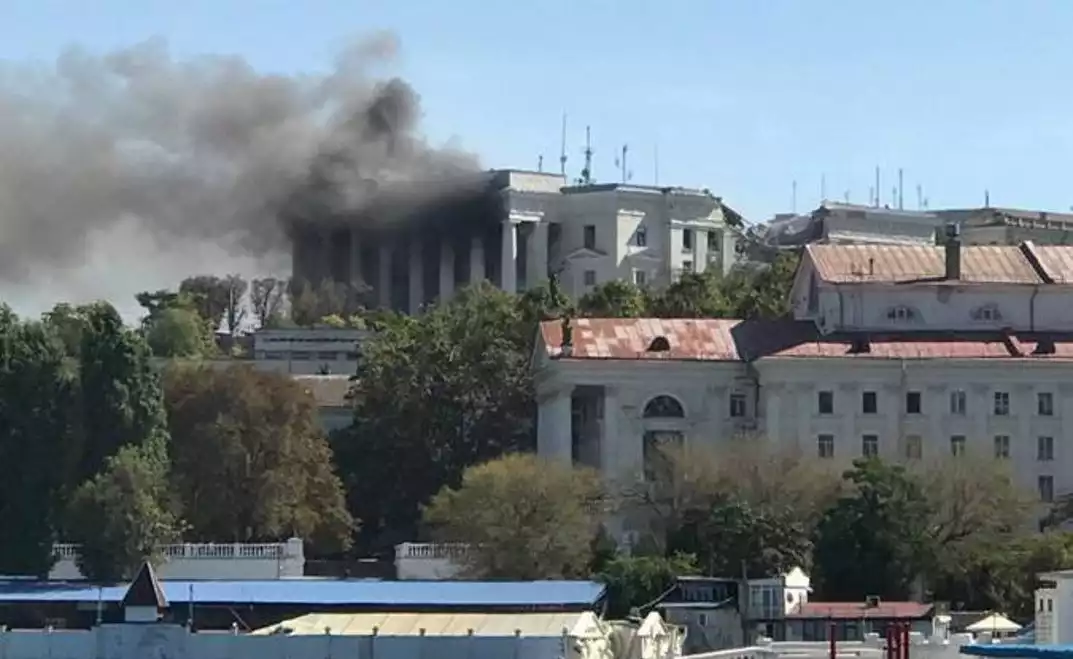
[293,170,743,312]
[533,234,1073,537]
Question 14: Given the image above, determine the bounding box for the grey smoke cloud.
[0,33,479,285]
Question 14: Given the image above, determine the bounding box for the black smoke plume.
[0,33,478,293]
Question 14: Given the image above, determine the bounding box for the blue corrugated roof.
[961,645,1073,658]
[0,580,605,607]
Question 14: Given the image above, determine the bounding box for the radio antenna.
[559,113,568,177]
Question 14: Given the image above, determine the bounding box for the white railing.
[398,542,471,559]
[394,542,469,580]
[50,538,304,580]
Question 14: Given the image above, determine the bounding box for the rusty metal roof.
[806,244,1044,284]
[538,319,1073,362]
[539,318,741,361]
[790,602,933,620]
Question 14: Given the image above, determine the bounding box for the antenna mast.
[579,125,594,185]
[874,166,881,208]
[537,155,544,172]
[621,144,630,183]
[916,184,923,210]
[559,114,568,177]
[898,168,904,210]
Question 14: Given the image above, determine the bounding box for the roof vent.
[1035,337,1057,356]
[849,336,871,354]
[647,336,671,352]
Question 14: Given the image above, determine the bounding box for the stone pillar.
[349,227,363,288]
[377,238,392,308]
[537,388,572,464]
[470,234,485,284]
[526,221,549,289]
[439,241,455,301]
[500,221,518,293]
[408,236,423,314]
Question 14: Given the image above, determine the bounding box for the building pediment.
[626,249,664,263]
[563,246,607,260]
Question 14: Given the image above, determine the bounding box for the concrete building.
[252,327,369,375]
[290,169,743,311]
[533,236,1073,538]
[759,203,1073,251]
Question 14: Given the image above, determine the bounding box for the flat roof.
[961,645,1073,658]
[0,580,606,608]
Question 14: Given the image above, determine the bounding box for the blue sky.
[6,0,1073,223]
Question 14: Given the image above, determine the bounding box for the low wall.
[0,623,567,659]
[50,538,304,580]
[682,633,978,659]
[394,543,468,580]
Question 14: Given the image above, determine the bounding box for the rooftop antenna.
[869,186,875,206]
[916,184,923,210]
[844,190,850,204]
[792,180,798,213]
[874,166,881,208]
[578,125,594,185]
[984,189,991,207]
[559,113,568,177]
[897,168,904,210]
[820,174,827,202]
[537,154,544,173]
[614,144,632,183]
[891,186,897,208]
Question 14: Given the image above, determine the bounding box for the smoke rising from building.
[0,33,478,308]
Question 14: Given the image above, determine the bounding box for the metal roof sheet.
[1026,245,1073,284]
[805,244,1043,284]
[538,319,1073,362]
[540,318,741,361]
[0,579,605,607]
[251,611,595,637]
[790,601,933,620]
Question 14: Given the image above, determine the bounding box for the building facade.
[291,169,742,312]
[533,237,1073,536]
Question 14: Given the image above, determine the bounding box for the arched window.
[643,395,685,418]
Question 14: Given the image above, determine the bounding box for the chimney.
[942,223,961,280]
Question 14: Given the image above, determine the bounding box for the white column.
[469,234,485,284]
[537,388,572,464]
[408,237,423,314]
[500,221,518,293]
[439,241,455,301]
[601,387,623,483]
[526,221,549,289]
[348,228,363,288]
[377,238,392,308]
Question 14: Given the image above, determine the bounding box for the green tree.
[250,277,287,328]
[812,459,932,600]
[648,272,730,317]
[0,309,78,576]
[179,275,232,330]
[424,453,605,579]
[598,553,699,618]
[72,303,172,484]
[222,274,248,335]
[668,494,813,578]
[163,364,354,551]
[65,439,183,582]
[145,307,214,358]
[333,283,534,552]
[578,280,650,318]
[723,252,799,319]
[135,289,181,317]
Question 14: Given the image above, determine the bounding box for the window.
[1039,392,1055,416]
[1039,475,1055,503]
[905,435,923,460]
[950,435,967,457]
[862,434,879,458]
[950,390,967,415]
[994,435,1011,459]
[633,269,647,286]
[634,225,647,247]
[818,390,834,415]
[583,225,596,250]
[682,229,694,250]
[707,231,720,251]
[886,305,917,322]
[729,393,747,418]
[583,270,597,286]
[817,434,835,459]
[1039,436,1055,462]
[698,613,709,627]
[862,391,877,414]
[906,391,922,414]
[994,391,1010,416]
